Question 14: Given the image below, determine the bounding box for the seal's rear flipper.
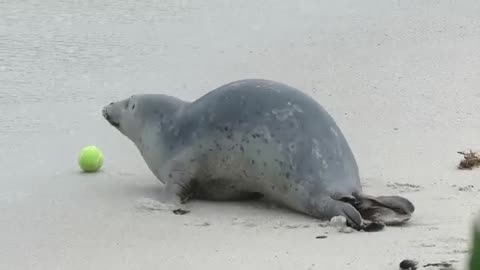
[355,194,415,225]
[323,197,365,230]
[297,196,365,230]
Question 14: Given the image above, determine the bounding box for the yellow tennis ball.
[78,145,103,172]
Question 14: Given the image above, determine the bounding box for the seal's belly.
[190,131,303,200]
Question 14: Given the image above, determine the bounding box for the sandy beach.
[1,0,480,269]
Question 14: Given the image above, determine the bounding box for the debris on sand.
[172,209,190,215]
[457,150,480,170]
[422,261,453,268]
[399,259,459,270]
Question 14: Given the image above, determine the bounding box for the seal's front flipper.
[355,194,415,225]
[137,160,195,214]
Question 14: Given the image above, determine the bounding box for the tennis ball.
[78,145,103,172]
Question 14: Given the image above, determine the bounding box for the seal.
[102,78,415,231]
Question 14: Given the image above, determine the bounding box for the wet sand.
[1,1,480,269]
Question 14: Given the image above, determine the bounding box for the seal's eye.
[131,104,135,110]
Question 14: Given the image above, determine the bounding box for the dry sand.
[1,0,480,269]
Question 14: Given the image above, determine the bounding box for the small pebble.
[330,216,347,228]
[173,209,190,215]
[399,259,418,270]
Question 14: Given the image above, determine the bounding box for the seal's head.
[102,94,186,142]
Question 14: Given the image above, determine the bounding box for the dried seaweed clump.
[458,150,480,170]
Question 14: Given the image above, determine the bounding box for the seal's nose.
[102,107,108,119]
[102,106,120,128]
[102,102,114,118]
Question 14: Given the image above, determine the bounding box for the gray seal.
[102,79,414,231]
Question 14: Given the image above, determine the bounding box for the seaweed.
[457,150,480,170]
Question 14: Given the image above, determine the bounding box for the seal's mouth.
[102,107,120,128]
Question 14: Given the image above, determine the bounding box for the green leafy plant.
[470,213,480,270]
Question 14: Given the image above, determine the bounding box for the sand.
[1,0,480,269]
